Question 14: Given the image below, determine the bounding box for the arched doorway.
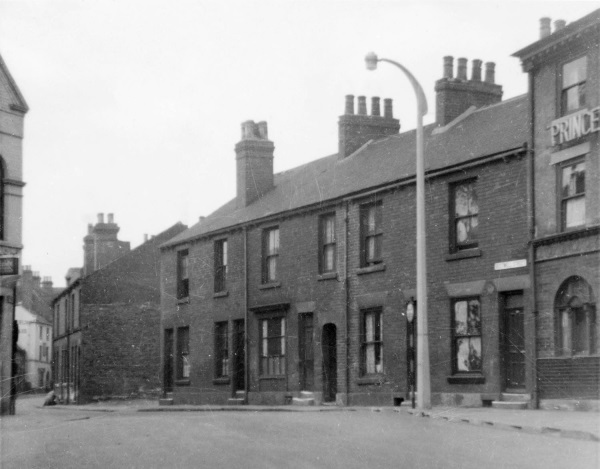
[555,276,596,356]
[322,323,337,403]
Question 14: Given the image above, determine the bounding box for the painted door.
[164,329,174,394]
[502,293,526,390]
[298,314,314,391]
[322,324,337,402]
[233,320,245,392]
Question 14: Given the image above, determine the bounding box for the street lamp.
[365,52,431,410]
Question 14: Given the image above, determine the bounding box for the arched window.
[555,276,596,356]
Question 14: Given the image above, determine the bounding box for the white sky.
[0,0,597,287]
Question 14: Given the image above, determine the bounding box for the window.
[214,239,228,292]
[177,250,189,299]
[451,180,479,251]
[360,203,382,267]
[260,316,286,376]
[214,322,229,378]
[176,326,190,380]
[561,56,587,115]
[452,298,482,373]
[39,326,42,339]
[46,327,49,341]
[555,276,596,356]
[39,345,42,361]
[560,159,585,230]
[319,214,336,273]
[262,227,279,283]
[361,308,383,375]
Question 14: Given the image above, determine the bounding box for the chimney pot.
[107,213,114,223]
[257,121,268,140]
[144,234,148,242]
[540,17,551,39]
[383,98,393,118]
[371,97,381,116]
[554,19,566,32]
[344,95,355,115]
[88,223,93,234]
[484,62,496,84]
[357,96,367,115]
[97,213,104,224]
[241,120,259,140]
[443,56,454,79]
[457,58,468,80]
[471,59,482,82]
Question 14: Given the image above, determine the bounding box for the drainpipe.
[10,285,17,414]
[527,71,539,409]
[243,226,249,404]
[344,202,350,406]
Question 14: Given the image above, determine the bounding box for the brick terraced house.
[160,54,539,408]
[53,215,186,403]
[513,9,600,411]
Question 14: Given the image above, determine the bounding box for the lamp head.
[365,52,378,71]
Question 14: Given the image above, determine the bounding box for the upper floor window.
[214,321,229,378]
[214,239,228,293]
[555,276,596,356]
[560,159,585,230]
[360,202,382,267]
[319,214,336,273]
[452,298,482,373]
[561,56,587,115]
[360,308,383,375]
[177,249,189,299]
[451,180,478,251]
[262,227,279,283]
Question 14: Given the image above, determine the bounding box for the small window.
[39,326,42,339]
[214,239,228,292]
[46,327,49,341]
[360,203,383,267]
[177,250,189,299]
[176,326,190,380]
[555,276,596,356]
[319,213,336,273]
[260,316,286,376]
[262,227,279,283]
[214,322,229,378]
[360,308,383,375]
[452,298,482,373]
[560,159,585,230]
[561,56,587,115]
[451,180,479,251]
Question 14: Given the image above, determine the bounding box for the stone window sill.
[258,375,286,380]
[213,290,229,298]
[259,282,281,290]
[446,248,482,262]
[447,374,485,384]
[175,379,190,386]
[357,376,385,385]
[318,272,338,281]
[213,377,230,385]
[356,264,386,275]
[177,297,190,305]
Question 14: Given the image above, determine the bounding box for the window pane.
[563,56,587,88]
[365,313,374,341]
[455,185,470,216]
[456,338,469,371]
[565,197,585,228]
[323,245,334,271]
[267,256,277,281]
[366,237,375,261]
[467,300,481,334]
[324,216,335,243]
[562,162,585,197]
[455,301,468,335]
[366,344,375,374]
[367,207,376,232]
[468,338,482,371]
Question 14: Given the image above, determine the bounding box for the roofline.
[162,144,527,249]
[0,52,29,113]
[512,8,600,61]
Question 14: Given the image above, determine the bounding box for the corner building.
[513,9,600,410]
[161,55,538,407]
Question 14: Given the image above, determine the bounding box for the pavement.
[33,397,600,443]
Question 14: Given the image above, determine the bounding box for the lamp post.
[365,52,431,410]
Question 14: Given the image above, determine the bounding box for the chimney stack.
[235,120,275,207]
[107,213,114,224]
[41,276,53,293]
[338,95,400,159]
[435,57,503,126]
[83,214,131,275]
[540,17,551,38]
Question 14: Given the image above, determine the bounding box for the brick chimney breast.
[338,95,400,159]
[235,120,275,207]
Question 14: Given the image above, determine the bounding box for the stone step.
[501,393,531,402]
[158,398,174,406]
[300,391,315,398]
[491,400,528,410]
[292,397,315,406]
[227,398,246,406]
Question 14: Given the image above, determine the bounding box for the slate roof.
[0,52,29,112]
[164,94,528,248]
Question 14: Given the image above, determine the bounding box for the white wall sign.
[551,106,600,146]
[494,259,527,271]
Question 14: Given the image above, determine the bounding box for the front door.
[322,323,337,402]
[164,328,174,394]
[232,320,245,392]
[298,314,314,391]
[502,292,526,390]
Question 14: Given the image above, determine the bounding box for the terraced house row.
[161,9,599,410]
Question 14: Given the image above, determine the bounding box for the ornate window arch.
[555,276,596,356]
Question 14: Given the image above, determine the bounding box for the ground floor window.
[176,326,190,380]
[452,298,482,373]
[215,322,229,378]
[260,316,286,376]
[556,276,596,356]
[360,308,383,375]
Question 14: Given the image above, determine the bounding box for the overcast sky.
[1,0,597,287]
